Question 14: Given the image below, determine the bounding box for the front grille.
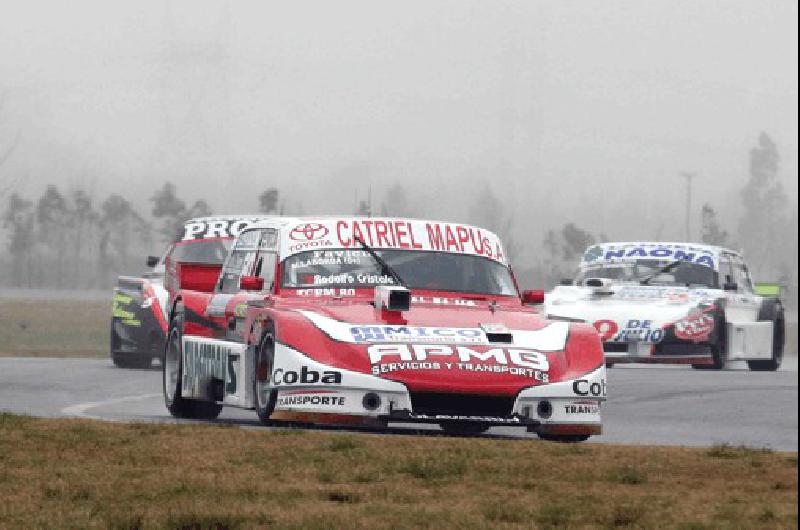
[603,342,628,353]
[409,392,515,417]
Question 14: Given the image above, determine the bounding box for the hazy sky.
[0,0,797,260]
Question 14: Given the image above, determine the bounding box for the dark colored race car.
[161,217,607,441]
[110,216,271,368]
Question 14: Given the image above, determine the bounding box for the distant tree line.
[1,133,796,308]
[0,182,282,289]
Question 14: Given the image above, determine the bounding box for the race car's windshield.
[169,239,233,265]
[282,249,517,296]
[576,260,718,288]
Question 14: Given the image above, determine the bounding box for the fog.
[0,0,797,287]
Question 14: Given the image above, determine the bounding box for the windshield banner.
[179,217,272,242]
[581,243,719,270]
[282,219,507,264]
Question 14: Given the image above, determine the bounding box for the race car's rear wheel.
[439,422,491,435]
[110,320,152,369]
[254,322,278,425]
[162,310,222,420]
[748,303,784,371]
[537,433,590,443]
[112,352,152,369]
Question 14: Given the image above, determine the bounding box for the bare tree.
[700,203,730,247]
[2,193,34,286]
[258,188,279,214]
[738,133,790,277]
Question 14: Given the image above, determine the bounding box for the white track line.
[61,393,161,420]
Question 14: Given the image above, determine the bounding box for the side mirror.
[521,289,545,305]
[240,275,265,291]
[723,282,738,292]
[146,256,160,268]
[374,285,411,312]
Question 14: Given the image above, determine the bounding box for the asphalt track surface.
[0,356,796,451]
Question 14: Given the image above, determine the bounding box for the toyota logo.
[290,223,329,241]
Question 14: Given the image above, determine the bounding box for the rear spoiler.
[754,282,783,298]
[116,276,147,294]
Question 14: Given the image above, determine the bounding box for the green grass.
[0,414,796,529]
[0,299,109,357]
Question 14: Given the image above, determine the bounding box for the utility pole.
[680,172,696,241]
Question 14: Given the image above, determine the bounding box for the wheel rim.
[256,334,274,410]
[164,330,180,402]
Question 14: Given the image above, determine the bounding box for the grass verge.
[0,414,796,529]
[0,299,108,358]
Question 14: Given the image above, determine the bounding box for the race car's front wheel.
[748,302,784,372]
[162,310,222,420]
[692,314,727,370]
[254,322,278,425]
[439,422,491,435]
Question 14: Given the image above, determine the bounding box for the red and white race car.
[162,217,606,440]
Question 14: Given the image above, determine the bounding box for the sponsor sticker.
[368,344,550,382]
[277,391,345,407]
[272,366,343,386]
[351,325,484,344]
[181,218,262,241]
[573,378,607,397]
[673,312,715,342]
[564,401,600,415]
[289,223,330,242]
[593,319,664,343]
[280,219,508,264]
[586,244,717,269]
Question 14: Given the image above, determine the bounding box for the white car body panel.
[180,335,603,425]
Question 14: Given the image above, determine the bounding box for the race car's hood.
[545,284,720,341]
[274,297,602,395]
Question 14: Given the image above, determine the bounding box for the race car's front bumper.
[270,343,604,435]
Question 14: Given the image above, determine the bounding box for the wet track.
[0,356,796,451]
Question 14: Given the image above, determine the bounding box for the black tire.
[253,321,278,425]
[439,422,491,435]
[605,361,615,368]
[112,351,152,369]
[162,310,222,420]
[748,300,784,372]
[537,433,590,443]
[692,313,727,370]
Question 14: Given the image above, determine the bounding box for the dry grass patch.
[0,414,796,529]
[0,299,108,357]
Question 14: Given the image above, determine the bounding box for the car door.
[722,252,760,323]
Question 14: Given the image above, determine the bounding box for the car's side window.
[218,229,279,294]
[719,256,735,288]
[733,257,754,293]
